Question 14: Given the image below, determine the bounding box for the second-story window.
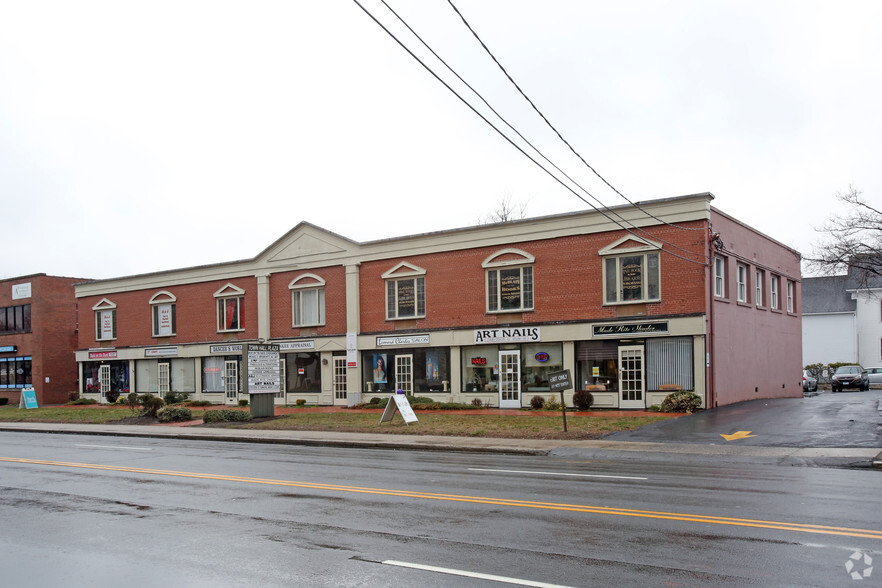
[92,298,117,341]
[289,274,326,327]
[736,263,748,303]
[214,284,245,332]
[599,236,662,305]
[713,256,726,298]
[755,269,764,307]
[483,249,535,313]
[771,275,780,309]
[149,291,177,337]
[382,262,426,320]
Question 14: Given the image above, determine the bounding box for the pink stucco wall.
[708,209,803,406]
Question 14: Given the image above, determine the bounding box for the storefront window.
[0,356,32,388]
[82,361,129,394]
[646,337,693,391]
[363,348,450,394]
[522,343,563,393]
[576,341,619,392]
[461,345,498,392]
[284,352,321,392]
[202,356,238,393]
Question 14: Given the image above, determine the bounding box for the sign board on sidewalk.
[548,369,572,392]
[245,344,281,394]
[19,387,38,409]
[379,391,419,425]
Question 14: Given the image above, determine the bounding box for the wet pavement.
[603,389,882,448]
[1,390,880,468]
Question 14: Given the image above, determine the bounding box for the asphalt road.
[1,430,880,587]
[604,389,882,448]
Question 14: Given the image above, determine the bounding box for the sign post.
[548,369,572,432]
[244,343,280,418]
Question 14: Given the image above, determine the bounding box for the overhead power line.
[445,0,706,234]
[350,0,708,266]
[375,0,705,263]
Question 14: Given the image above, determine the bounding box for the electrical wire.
[350,0,708,266]
[445,0,706,233]
[377,0,706,262]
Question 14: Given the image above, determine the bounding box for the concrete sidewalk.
[1,421,880,469]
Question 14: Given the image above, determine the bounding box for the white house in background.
[802,275,856,366]
[802,272,882,368]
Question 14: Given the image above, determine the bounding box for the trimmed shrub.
[139,394,165,418]
[0,398,8,406]
[544,394,562,411]
[369,397,382,405]
[660,391,702,413]
[105,390,121,403]
[163,391,190,405]
[572,390,594,411]
[202,409,253,423]
[69,397,98,405]
[157,406,193,423]
[529,395,545,410]
[295,399,306,406]
[238,399,249,407]
[186,400,213,407]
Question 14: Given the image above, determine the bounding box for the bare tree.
[806,186,882,290]
[477,194,529,225]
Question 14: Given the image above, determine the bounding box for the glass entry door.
[498,350,521,408]
[224,360,239,405]
[333,357,348,406]
[618,345,645,409]
[395,354,413,396]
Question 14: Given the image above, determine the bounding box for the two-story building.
[74,193,803,409]
[1,274,85,406]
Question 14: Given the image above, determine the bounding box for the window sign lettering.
[156,304,173,336]
[620,256,643,301]
[500,268,522,309]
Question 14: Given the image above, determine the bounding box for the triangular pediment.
[598,235,662,255]
[264,225,351,263]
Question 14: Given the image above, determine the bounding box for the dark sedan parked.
[831,365,870,392]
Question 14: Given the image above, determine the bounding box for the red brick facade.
[1,274,85,405]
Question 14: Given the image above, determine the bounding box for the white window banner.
[100,310,114,339]
[157,304,173,336]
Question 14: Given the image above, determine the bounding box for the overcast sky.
[3,0,880,280]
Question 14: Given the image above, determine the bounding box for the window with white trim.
[383,262,426,319]
[786,280,795,313]
[214,284,245,332]
[736,263,748,303]
[755,269,764,307]
[600,237,661,304]
[713,256,726,298]
[482,249,534,312]
[150,291,177,337]
[770,275,780,309]
[289,274,326,327]
[93,298,117,341]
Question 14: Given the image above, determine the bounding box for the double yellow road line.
[3,456,881,541]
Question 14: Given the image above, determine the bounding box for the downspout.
[706,225,716,409]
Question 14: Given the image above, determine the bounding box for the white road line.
[382,560,576,587]
[468,467,647,480]
[75,444,153,451]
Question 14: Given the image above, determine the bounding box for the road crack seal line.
[3,456,882,541]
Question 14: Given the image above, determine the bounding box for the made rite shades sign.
[592,322,669,336]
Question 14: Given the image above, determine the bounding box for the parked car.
[801,370,818,392]
[866,367,882,385]
[831,365,869,392]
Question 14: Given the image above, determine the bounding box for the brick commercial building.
[1,274,85,406]
[74,193,803,409]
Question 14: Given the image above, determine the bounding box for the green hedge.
[202,409,253,423]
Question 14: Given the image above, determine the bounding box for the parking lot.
[604,389,882,448]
